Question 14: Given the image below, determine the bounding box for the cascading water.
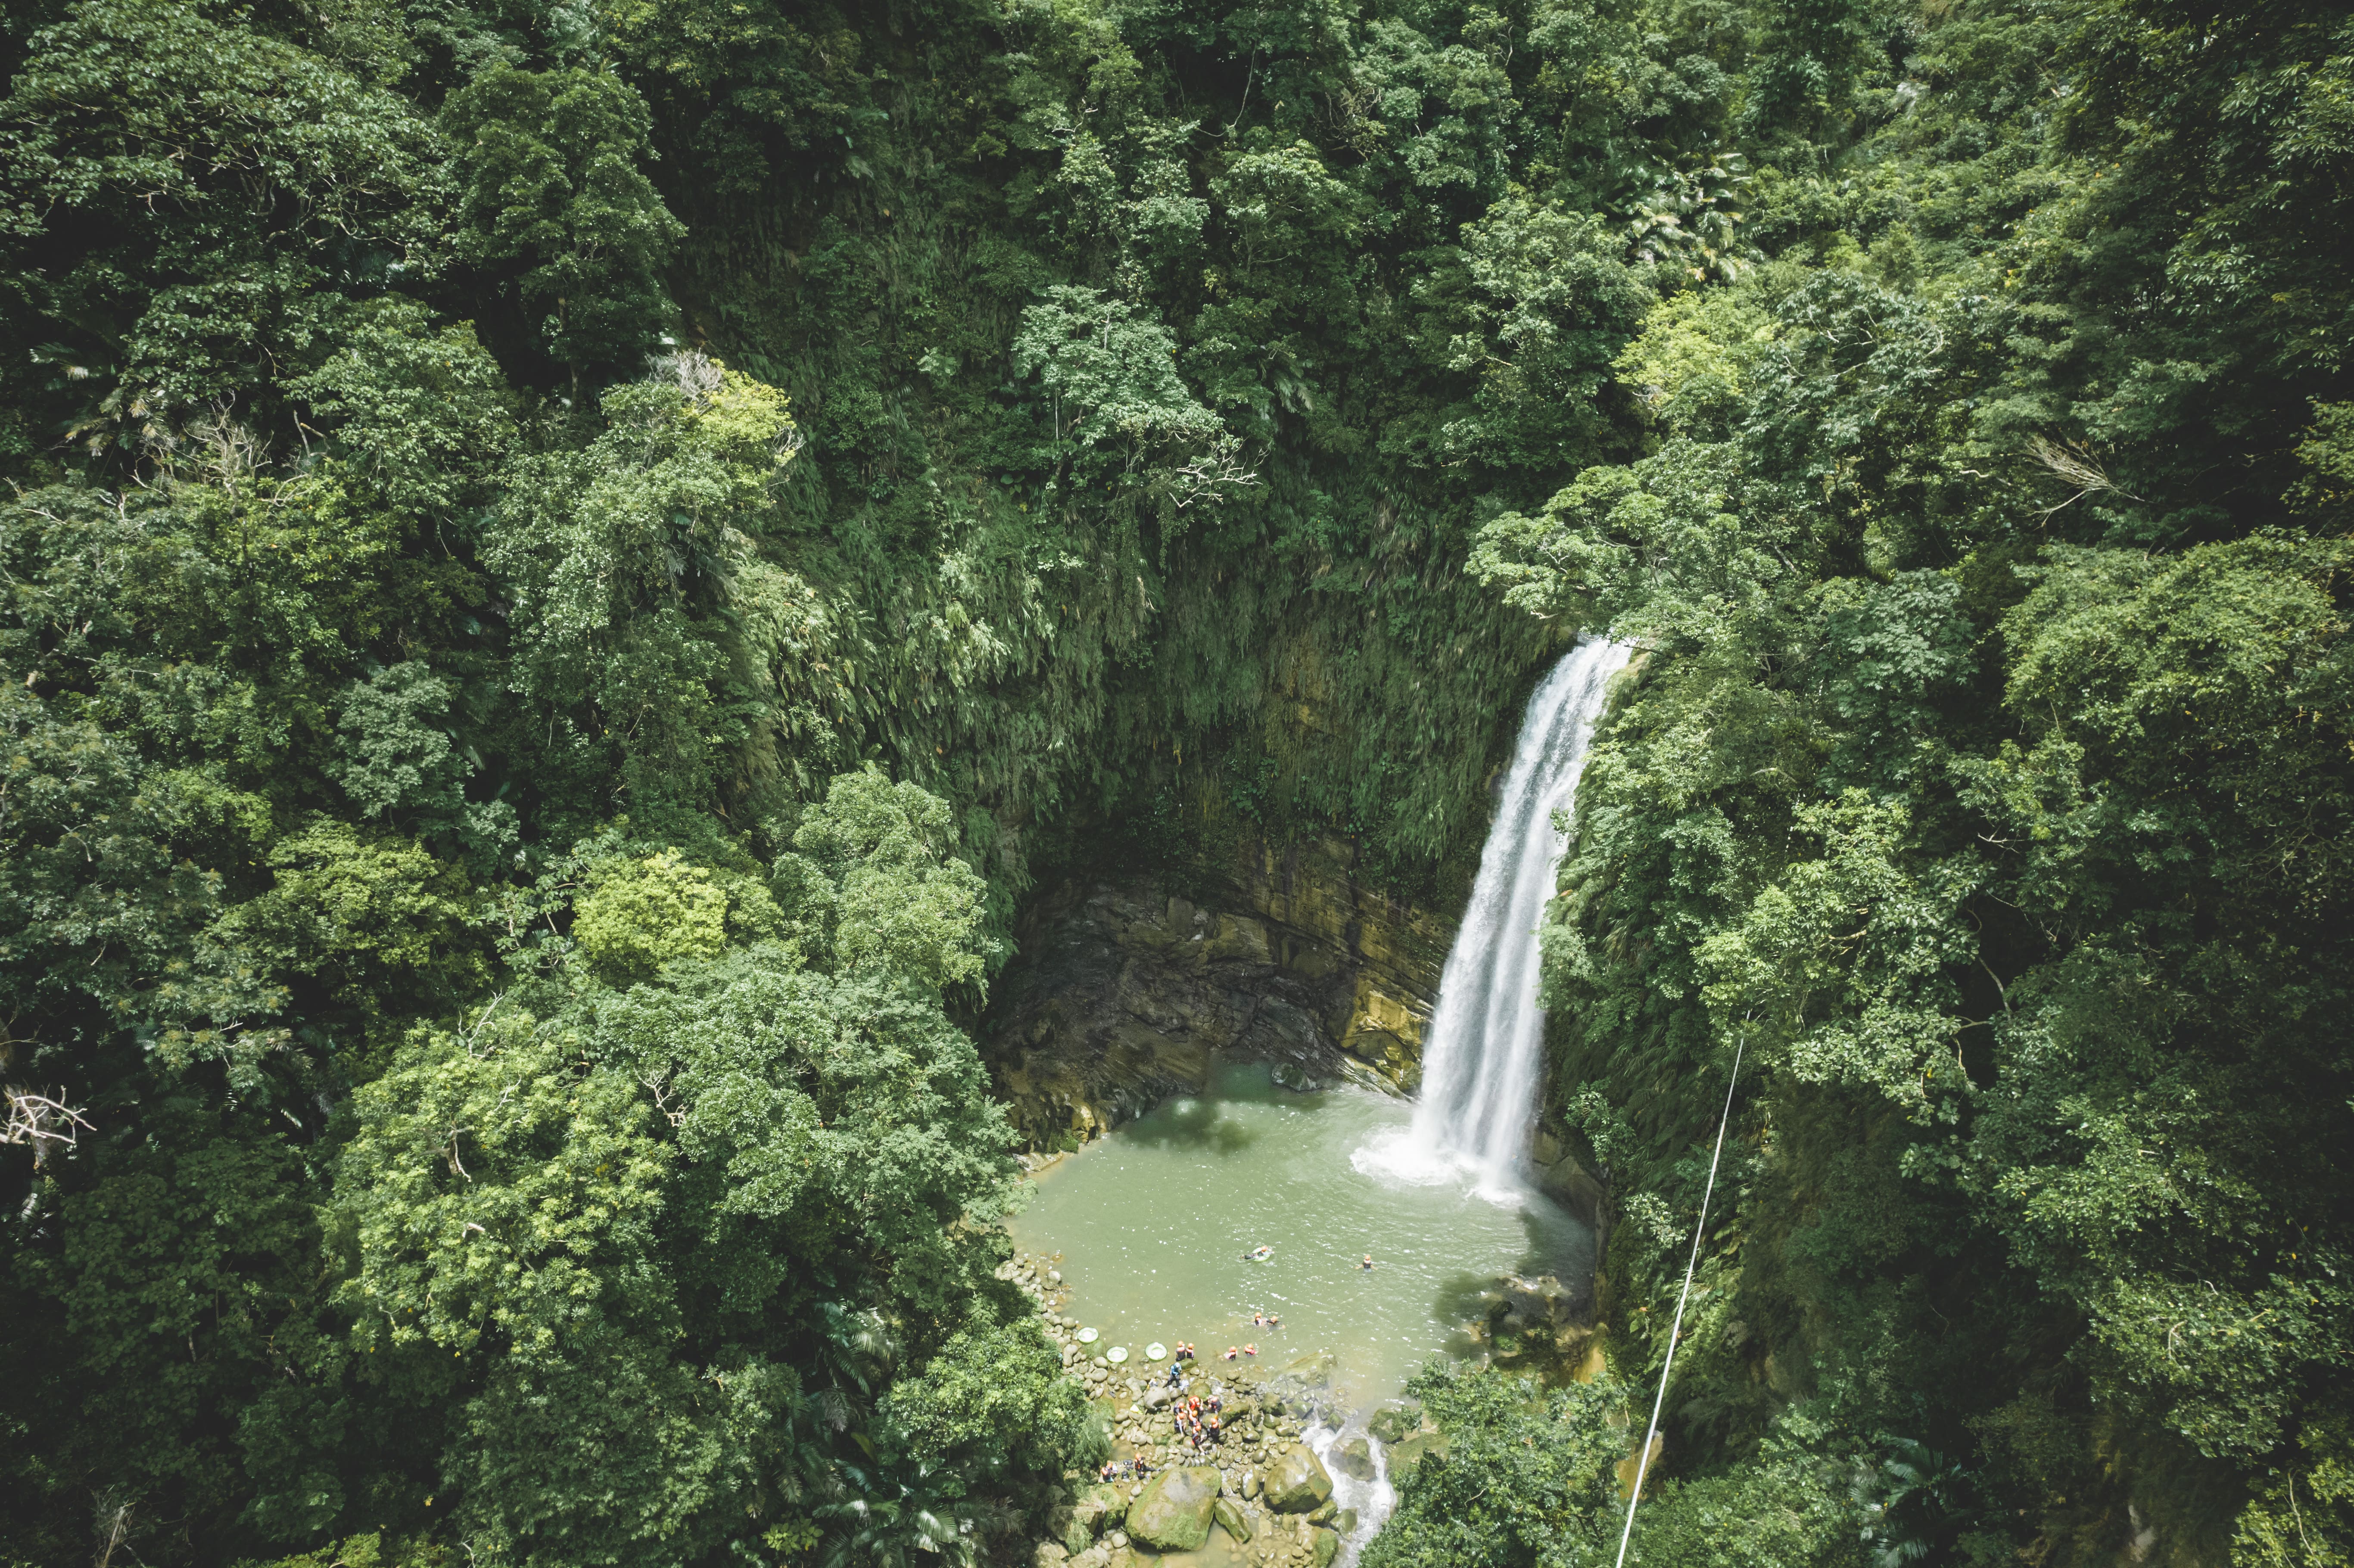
[1013,640,1623,1568]
[1357,637,1632,1193]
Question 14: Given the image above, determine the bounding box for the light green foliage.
[5,0,2351,1563]
[2235,1421,2354,1568]
[880,1319,1106,1486]
[1610,289,1780,438]
[209,820,486,1022]
[1697,791,1980,1122]
[489,354,830,816]
[1430,197,1650,470]
[779,768,996,994]
[1013,285,1252,521]
[570,849,735,984]
[285,298,520,523]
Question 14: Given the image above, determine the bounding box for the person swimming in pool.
[1362,1254,1375,1270]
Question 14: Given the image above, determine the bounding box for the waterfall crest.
[1356,638,1631,1194]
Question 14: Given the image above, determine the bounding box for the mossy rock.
[1387,1431,1450,1480]
[1312,1526,1341,1566]
[1264,1444,1333,1513]
[1367,1403,1420,1444]
[1126,1464,1222,1552]
[1213,1496,1252,1542]
[1077,1482,1127,1533]
[1330,1436,1375,1481]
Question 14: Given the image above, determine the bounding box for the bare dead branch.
[4,1085,93,1169]
[2028,435,2139,517]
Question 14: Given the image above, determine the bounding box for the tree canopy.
[1,0,2348,1563]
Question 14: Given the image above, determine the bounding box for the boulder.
[1263,1445,1334,1514]
[1367,1403,1420,1444]
[1241,1469,1261,1500]
[1333,1508,1358,1535]
[1076,1482,1126,1534]
[1034,1544,1068,1568]
[1069,1549,1110,1568]
[1125,1465,1223,1553]
[1043,1503,1089,1557]
[1140,1383,1175,1412]
[1311,1526,1342,1566]
[1213,1496,1252,1542]
[1281,1352,1337,1384]
[1489,1272,1592,1352]
[1331,1437,1376,1481]
[1269,1058,1323,1092]
[1388,1431,1449,1480]
[1308,1496,1339,1526]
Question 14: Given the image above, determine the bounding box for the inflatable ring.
[1106,1345,1130,1364]
[1145,1342,1168,1361]
[1077,1327,1099,1344]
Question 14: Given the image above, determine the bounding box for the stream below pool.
[1006,645,1622,1563]
[1010,1062,1592,1564]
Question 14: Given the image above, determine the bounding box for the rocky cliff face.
[987,827,1611,1236]
[985,834,1453,1151]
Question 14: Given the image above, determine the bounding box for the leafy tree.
[440,65,684,384]
[3,0,2351,1564]
[1362,1363,1628,1568]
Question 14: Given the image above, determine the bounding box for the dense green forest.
[0,0,2346,1564]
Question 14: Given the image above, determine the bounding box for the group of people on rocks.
[1175,1390,1224,1454]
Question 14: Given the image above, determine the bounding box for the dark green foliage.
[1,0,2349,1563]
[1467,0,2354,1562]
[440,65,684,379]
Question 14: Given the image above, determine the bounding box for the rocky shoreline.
[1000,1249,1451,1568]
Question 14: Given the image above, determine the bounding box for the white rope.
[1612,1035,1744,1568]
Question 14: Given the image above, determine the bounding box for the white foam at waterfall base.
[1338,638,1629,1558]
[1353,637,1631,1192]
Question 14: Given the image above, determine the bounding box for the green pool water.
[1008,1062,1593,1411]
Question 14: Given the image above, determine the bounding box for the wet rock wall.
[985,834,1451,1151]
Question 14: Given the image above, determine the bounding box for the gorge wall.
[984,828,1607,1224]
[985,833,1447,1143]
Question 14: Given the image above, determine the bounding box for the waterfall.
[1356,638,1631,1193]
